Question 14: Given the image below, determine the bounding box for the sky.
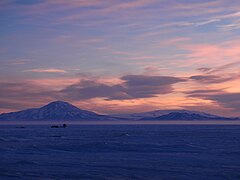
[0,0,240,116]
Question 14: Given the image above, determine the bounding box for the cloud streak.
[24,68,67,73]
[190,74,239,84]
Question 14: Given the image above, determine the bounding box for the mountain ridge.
[110,109,234,120]
[140,111,236,120]
[0,101,238,121]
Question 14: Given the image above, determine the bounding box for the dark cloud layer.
[0,75,186,111]
[122,75,185,86]
[60,75,186,100]
[197,67,212,72]
[208,61,240,74]
[190,75,237,84]
[0,81,54,111]
[197,61,240,74]
[210,93,240,111]
[186,89,223,94]
[193,61,240,84]
[0,73,239,115]
[188,91,240,111]
[60,80,126,100]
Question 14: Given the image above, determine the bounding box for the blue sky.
[0,0,240,116]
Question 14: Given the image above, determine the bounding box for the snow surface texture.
[0,125,240,179]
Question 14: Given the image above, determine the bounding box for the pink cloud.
[100,0,157,13]
[24,68,67,73]
[180,39,240,66]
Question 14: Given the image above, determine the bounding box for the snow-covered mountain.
[111,109,236,120]
[140,111,234,120]
[0,102,238,121]
[0,101,109,121]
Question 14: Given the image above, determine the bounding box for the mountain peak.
[47,101,70,105]
[141,111,231,120]
[40,101,80,111]
[111,109,233,120]
[0,101,108,121]
[44,101,73,107]
[0,101,237,121]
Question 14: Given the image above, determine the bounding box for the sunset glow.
[1,0,240,116]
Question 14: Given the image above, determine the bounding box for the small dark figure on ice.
[51,124,67,128]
